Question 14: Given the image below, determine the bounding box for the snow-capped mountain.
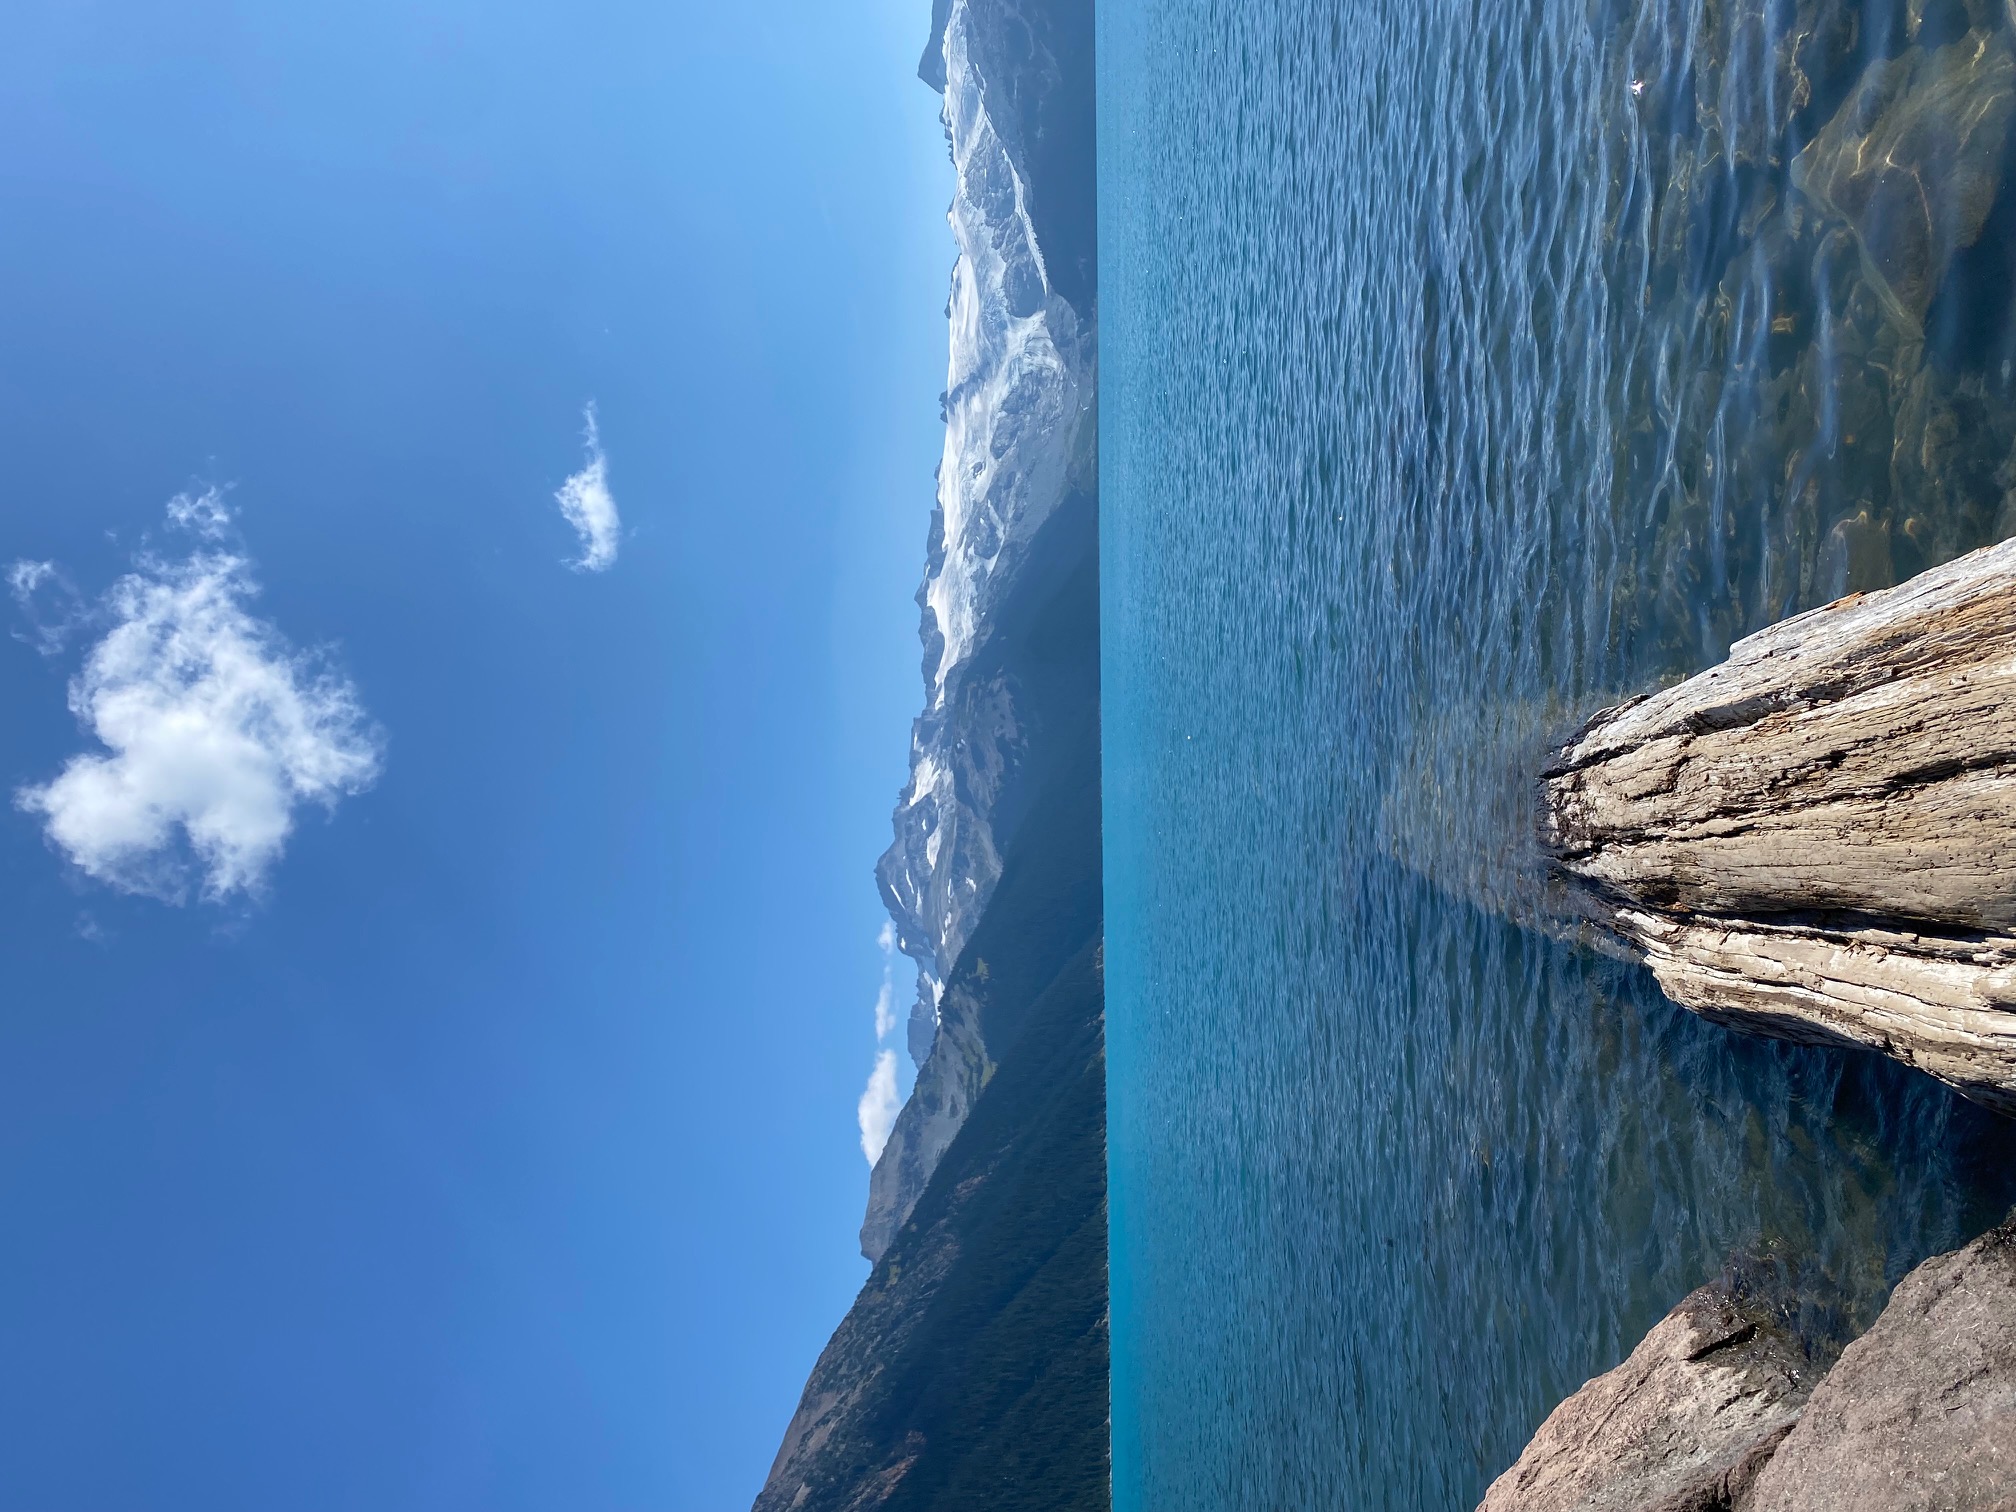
[865,0,1098,1262]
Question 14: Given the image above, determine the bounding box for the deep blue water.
[1100,1,2016,1507]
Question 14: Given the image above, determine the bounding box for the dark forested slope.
[753,543,1107,1509]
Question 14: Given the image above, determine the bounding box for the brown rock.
[1740,1216,2016,1512]
[1478,1281,1815,1512]
[1792,30,2016,331]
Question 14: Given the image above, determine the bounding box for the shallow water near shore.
[1099,0,2016,1506]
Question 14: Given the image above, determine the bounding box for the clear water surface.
[1100,1,2016,1506]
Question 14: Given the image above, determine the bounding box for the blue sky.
[0,1,948,1506]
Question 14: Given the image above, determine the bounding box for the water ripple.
[1102,0,2016,1506]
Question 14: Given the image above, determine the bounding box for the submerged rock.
[1742,1213,2016,1512]
[1597,0,2016,678]
[1792,28,2016,330]
[1477,1278,1814,1512]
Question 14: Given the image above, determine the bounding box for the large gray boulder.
[1741,1215,2016,1512]
[1481,1216,2016,1512]
[1477,1280,1814,1512]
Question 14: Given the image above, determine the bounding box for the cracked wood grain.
[1541,537,2016,1114]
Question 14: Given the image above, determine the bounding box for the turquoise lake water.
[1099,0,2016,1506]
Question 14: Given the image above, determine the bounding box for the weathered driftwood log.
[1541,537,2016,1115]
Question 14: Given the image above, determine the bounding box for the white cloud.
[855,924,908,1166]
[874,920,900,1040]
[9,559,82,656]
[16,505,383,903]
[164,486,234,540]
[9,560,55,599]
[555,404,620,572]
[857,1049,901,1165]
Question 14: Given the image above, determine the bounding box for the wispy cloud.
[15,494,383,903]
[874,920,900,1040]
[858,1049,901,1165]
[164,486,234,541]
[9,559,84,656]
[555,404,620,572]
[9,560,55,598]
[858,922,907,1165]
